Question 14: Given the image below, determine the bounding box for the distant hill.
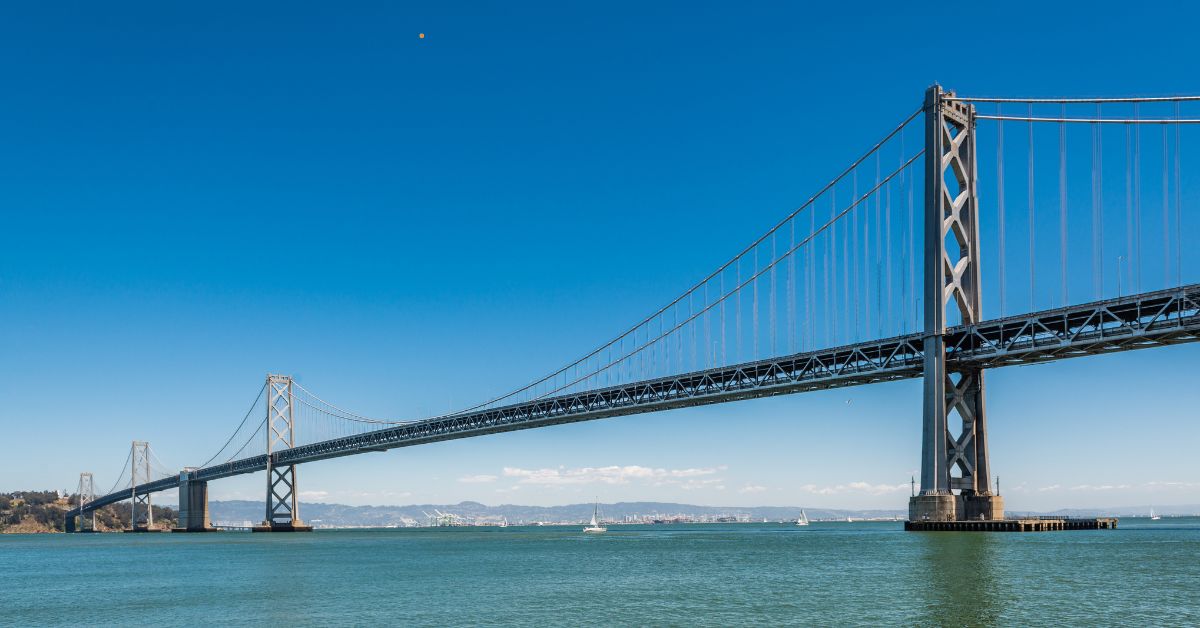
[207,500,908,526]
[207,499,1200,527]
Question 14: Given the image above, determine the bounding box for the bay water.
[2,518,1197,626]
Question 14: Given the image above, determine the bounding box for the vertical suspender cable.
[752,247,759,359]
[1060,104,1068,306]
[1176,103,1183,287]
[1097,103,1105,297]
[998,106,1007,317]
[852,169,860,341]
[875,153,883,338]
[902,157,912,329]
[700,282,705,372]
[1135,103,1142,295]
[720,273,726,365]
[885,155,893,337]
[873,153,883,336]
[1028,103,1036,311]
[691,289,697,370]
[1125,125,1133,298]
[830,189,837,345]
[809,196,816,348]
[1091,108,1100,298]
[849,169,859,341]
[842,182,850,343]
[789,218,796,352]
[1163,123,1170,288]
[735,259,741,362]
[769,235,776,356]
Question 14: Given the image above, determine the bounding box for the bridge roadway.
[72,284,1200,516]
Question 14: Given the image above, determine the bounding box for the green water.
[2,519,1197,626]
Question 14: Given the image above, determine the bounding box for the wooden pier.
[904,517,1118,532]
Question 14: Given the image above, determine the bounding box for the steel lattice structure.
[67,282,1200,519]
[130,441,154,529]
[262,374,304,529]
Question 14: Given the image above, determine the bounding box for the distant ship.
[795,510,810,526]
[583,501,607,533]
[1150,507,1161,521]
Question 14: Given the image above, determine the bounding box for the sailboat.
[795,510,810,526]
[583,501,607,533]
[1150,507,1161,521]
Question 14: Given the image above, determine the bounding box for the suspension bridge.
[66,85,1200,532]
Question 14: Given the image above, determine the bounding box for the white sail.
[583,500,606,533]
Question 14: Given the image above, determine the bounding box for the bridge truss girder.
[67,285,1200,520]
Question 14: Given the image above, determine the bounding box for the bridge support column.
[254,374,312,532]
[910,85,1003,524]
[127,441,162,532]
[173,470,216,532]
[74,472,96,533]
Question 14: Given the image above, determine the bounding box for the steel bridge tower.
[909,85,1003,522]
[130,441,156,530]
[256,374,311,531]
[76,472,96,532]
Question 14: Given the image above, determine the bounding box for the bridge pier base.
[909,493,1005,523]
[251,522,313,532]
[172,471,217,532]
[961,493,1004,521]
[908,494,958,522]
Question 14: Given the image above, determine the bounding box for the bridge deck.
[71,284,1200,516]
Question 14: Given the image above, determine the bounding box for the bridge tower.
[909,85,1004,522]
[129,441,157,530]
[76,472,96,533]
[255,374,311,532]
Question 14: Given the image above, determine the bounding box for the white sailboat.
[1150,507,1161,521]
[795,510,810,526]
[583,501,607,533]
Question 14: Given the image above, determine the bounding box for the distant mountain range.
[208,500,904,526]
[207,500,1200,527]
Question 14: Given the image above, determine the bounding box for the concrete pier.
[251,522,313,532]
[909,493,1005,522]
[905,517,1118,532]
[172,471,217,532]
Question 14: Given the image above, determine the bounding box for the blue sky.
[2,1,1198,510]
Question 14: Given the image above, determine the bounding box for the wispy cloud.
[1144,481,1200,490]
[738,484,767,494]
[457,474,498,484]
[1032,481,1200,494]
[502,465,726,487]
[298,490,329,499]
[798,482,909,496]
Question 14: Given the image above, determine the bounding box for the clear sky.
[2,1,1198,511]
